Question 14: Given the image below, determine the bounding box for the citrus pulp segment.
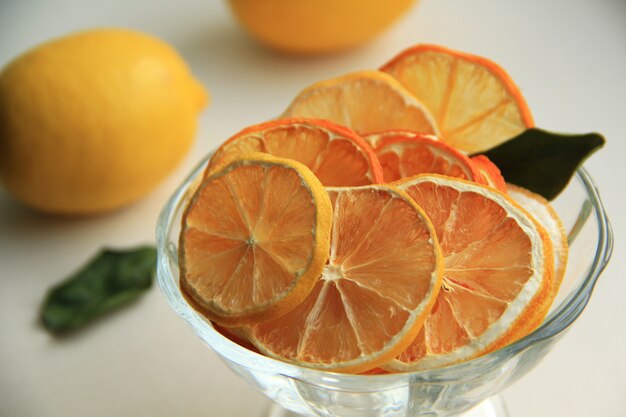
[364,130,485,183]
[281,71,438,136]
[180,153,332,326]
[386,175,554,371]
[248,185,443,373]
[206,118,383,186]
[381,44,533,153]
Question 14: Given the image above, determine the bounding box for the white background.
[1,0,624,416]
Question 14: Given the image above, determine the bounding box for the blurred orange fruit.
[226,0,417,54]
[180,153,332,326]
[382,44,533,153]
[248,185,443,373]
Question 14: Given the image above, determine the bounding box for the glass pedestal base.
[264,395,508,417]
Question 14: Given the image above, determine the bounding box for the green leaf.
[475,128,605,200]
[40,245,157,334]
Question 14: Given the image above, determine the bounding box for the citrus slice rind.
[281,70,439,136]
[180,152,332,327]
[247,185,443,373]
[507,184,568,295]
[381,44,534,153]
[206,118,384,186]
[384,174,554,371]
[364,130,485,184]
[471,155,507,193]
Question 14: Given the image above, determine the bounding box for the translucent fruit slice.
[281,70,439,136]
[381,44,534,153]
[180,153,332,327]
[386,175,554,371]
[471,154,507,193]
[364,130,486,184]
[207,118,383,186]
[247,185,443,373]
[507,184,568,295]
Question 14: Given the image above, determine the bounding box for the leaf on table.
[474,128,605,200]
[40,245,157,334]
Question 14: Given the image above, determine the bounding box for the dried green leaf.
[475,128,605,200]
[41,245,156,334]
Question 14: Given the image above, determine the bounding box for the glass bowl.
[156,154,613,417]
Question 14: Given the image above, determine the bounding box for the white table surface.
[1,1,624,416]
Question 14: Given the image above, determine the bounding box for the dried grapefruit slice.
[386,175,554,371]
[381,44,533,153]
[364,130,485,183]
[507,184,568,294]
[247,185,443,373]
[471,154,507,193]
[180,153,332,327]
[207,118,383,186]
[281,70,438,135]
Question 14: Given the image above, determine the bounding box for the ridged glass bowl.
[156,154,613,417]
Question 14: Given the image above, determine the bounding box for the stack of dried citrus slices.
[179,44,568,374]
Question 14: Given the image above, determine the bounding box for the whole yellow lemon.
[226,0,417,54]
[0,29,208,215]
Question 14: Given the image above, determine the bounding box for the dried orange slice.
[281,70,438,135]
[381,44,534,153]
[507,184,568,295]
[385,175,554,371]
[364,130,485,183]
[180,153,332,327]
[471,154,507,193]
[247,185,443,373]
[207,118,383,186]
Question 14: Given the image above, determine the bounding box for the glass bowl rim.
[156,153,613,388]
